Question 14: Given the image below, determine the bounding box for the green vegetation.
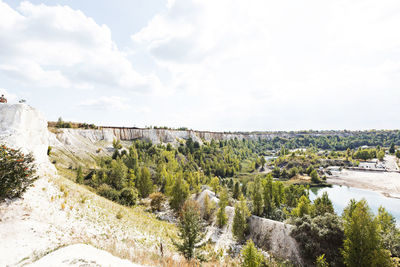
[232,196,250,242]
[342,199,393,267]
[292,197,400,266]
[172,200,205,261]
[216,187,228,227]
[51,131,400,266]
[0,144,37,200]
[241,239,264,267]
[56,117,72,128]
[251,130,400,151]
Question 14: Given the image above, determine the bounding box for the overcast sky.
[0,0,399,131]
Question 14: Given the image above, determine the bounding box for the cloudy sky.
[0,0,399,131]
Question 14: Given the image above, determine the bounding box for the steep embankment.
[0,104,178,266]
[195,189,303,265]
[0,104,56,176]
[51,125,358,147]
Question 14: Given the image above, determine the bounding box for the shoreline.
[327,172,400,200]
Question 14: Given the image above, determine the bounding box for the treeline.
[251,130,400,151]
[77,138,259,211]
[52,117,97,129]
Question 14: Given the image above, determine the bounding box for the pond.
[309,185,400,225]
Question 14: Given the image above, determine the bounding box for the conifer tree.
[172,200,205,260]
[233,196,250,242]
[136,166,153,198]
[203,193,214,222]
[216,187,228,227]
[241,239,263,267]
[76,166,84,184]
[252,177,263,216]
[170,174,189,211]
[233,181,240,199]
[263,176,274,217]
[210,176,220,193]
[108,159,128,190]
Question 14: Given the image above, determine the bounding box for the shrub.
[310,169,321,183]
[241,239,264,267]
[98,184,119,201]
[0,145,37,200]
[76,166,84,184]
[149,192,166,211]
[291,213,344,266]
[119,187,138,206]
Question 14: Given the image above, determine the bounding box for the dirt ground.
[328,169,400,199]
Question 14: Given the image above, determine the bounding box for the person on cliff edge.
[0,94,7,103]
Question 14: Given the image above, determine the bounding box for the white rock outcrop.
[0,104,56,176]
[28,244,143,267]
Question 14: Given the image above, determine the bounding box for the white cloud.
[131,0,400,130]
[78,96,131,111]
[0,0,160,92]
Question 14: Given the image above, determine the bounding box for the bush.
[291,213,344,266]
[310,169,321,183]
[149,192,166,211]
[0,145,37,200]
[98,184,119,201]
[119,187,138,206]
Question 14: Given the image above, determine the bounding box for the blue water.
[309,185,400,225]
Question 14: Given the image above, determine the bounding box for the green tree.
[378,150,385,161]
[312,192,334,217]
[76,166,84,184]
[241,239,263,267]
[233,181,241,199]
[0,145,37,200]
[112,138,123,150]
[108,159,128,190]
[376,207,400,257]
[389,143,396,154]
[310,169,321,183]
[396,150,400,159]
[217,187,228,227]
[210,176,220,193]
[263,176,275,217]
[203,193,215,222]
[172,200,205,260]
[136,166,153,198]
[170,174,189,211]
[233,196,250,242]
[342,199,392,267]
[292,195,311,217]
[260,156,266,170]
[252,177,263,216]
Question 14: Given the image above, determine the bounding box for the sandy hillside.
[0,104,174,266]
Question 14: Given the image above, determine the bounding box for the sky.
[0,0,399,131]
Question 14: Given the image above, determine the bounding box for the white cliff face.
[0,104,56,176]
